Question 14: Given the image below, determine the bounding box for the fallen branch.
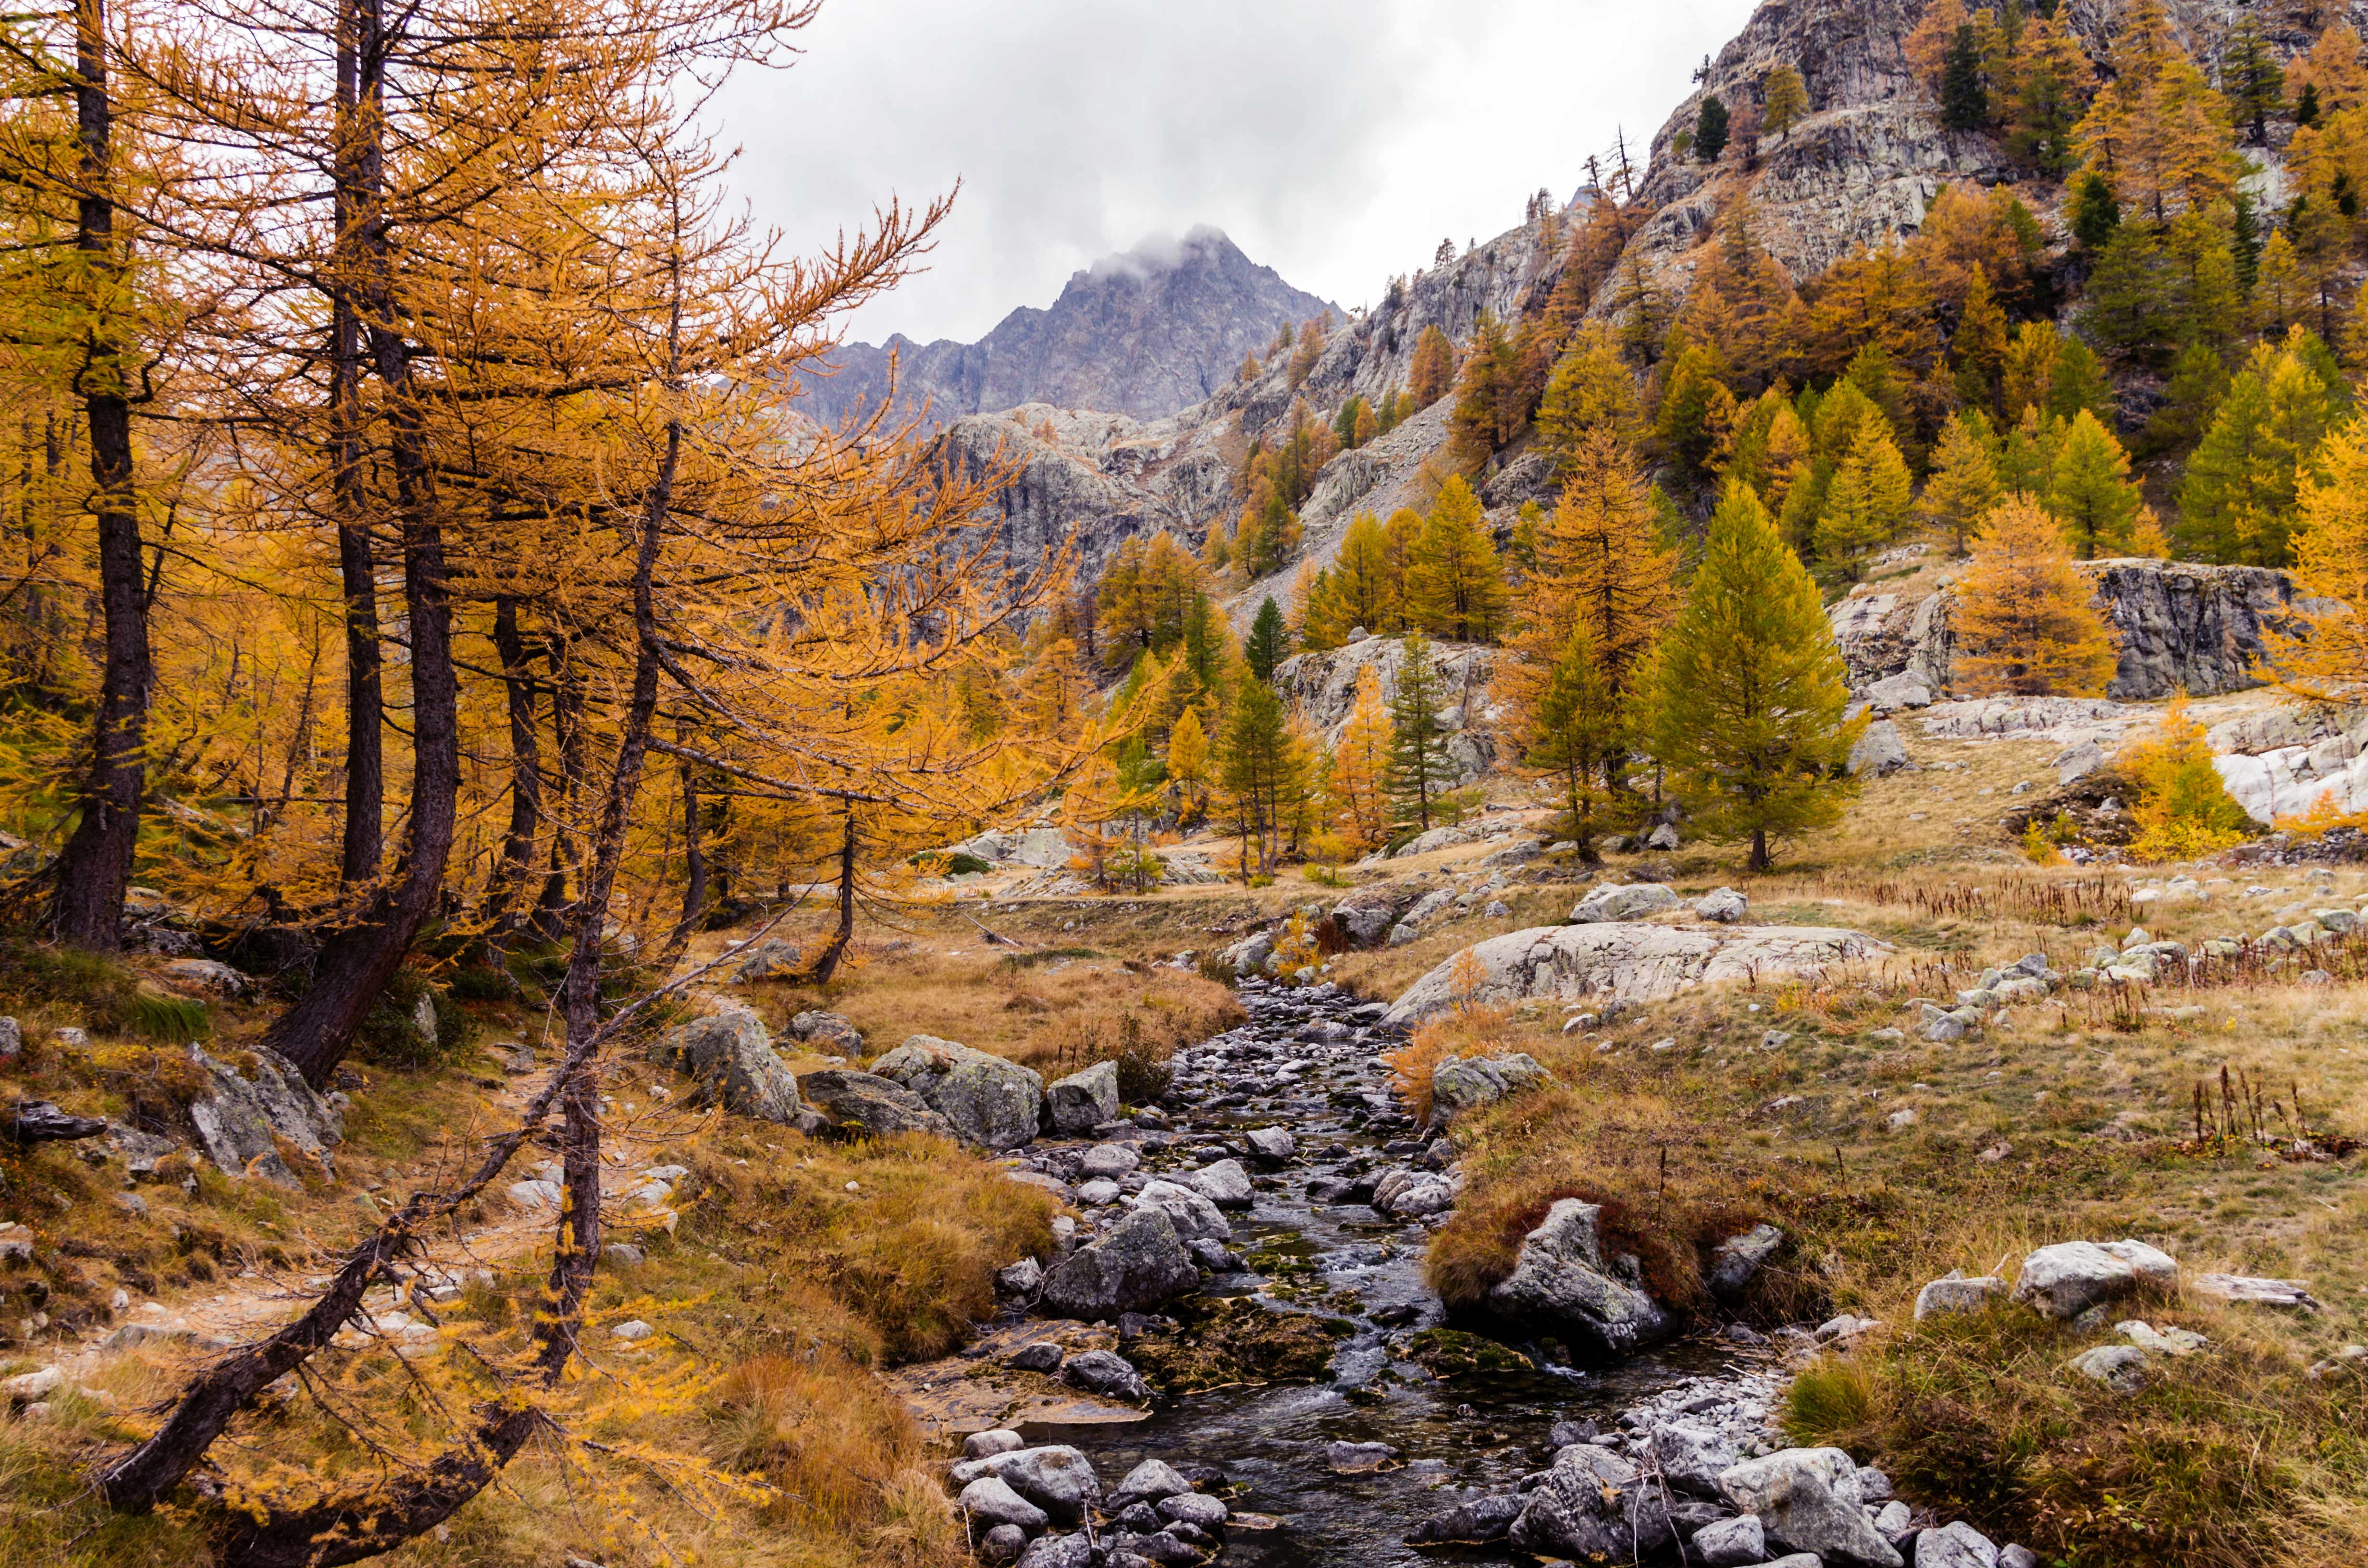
[7,1101,109,1144]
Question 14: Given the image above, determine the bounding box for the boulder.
[1079,1142,1141,1179]
[1915,1270,2007,1320]
[794,1069,957,1139]
[188,1045,343,1186]
[1134,1179,1233,1240]
[1062,1348,1149,1400]
[951,1445,1104,1524]
[1371,1169,1458,1215]
[2069,1344,2150,1393]
[2011,1239,2178,1320]
[1038,1209,1199,1319]
[1692,1513,1767,1567]
[1107,1458,1192,1511]
[1045,1060,1121,1135]
[1865,672,1932,710]
[1707,1223,1784,1300]
[159,957,248,996]
[1244,1126,1295,1162]
[1385,922,1887,1025]
[870,1035,1045,1150]
[1184,1158,1254,1209]
[958,1476,1048,1535]
[786,1009,863,1054]
[1849,719,1911,776]
[2053,738,2107,785]
[1717,1449,1901,1568]
[2190,1273,2320,1310]
[1697,886,1748,923]
[727,938,802,983]
[1917,1519,2001,1568]
[1651,1419,1741,1495]
[1485,1199,1670,1355]
[1508,1443,1671,1560]
[1015,1535,1093,1568]
[1406,1493,1525,1544]
[651,1008,802,1123]
[1570,882,1678,923]
[1425,1052,1553,1128]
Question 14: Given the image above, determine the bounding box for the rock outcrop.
[2208,701,2368,823]
[1272,636,1499,783]
[187,1046,343,1185]
[1486,1199,1672,1356]
[650,1007,803,1123]
[868,1035,1046,1149]
[796,1069,958,1139]
[1037,1208,1199,1319]
[1385,922,1887,1025]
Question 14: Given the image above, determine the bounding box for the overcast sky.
[709,0,1758,346]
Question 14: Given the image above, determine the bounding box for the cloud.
[707,0,1756,344]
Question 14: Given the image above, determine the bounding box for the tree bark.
[330,0,383,886]
[49,0,151,951]
[805,804,858,984]
[658,736,705,965]
[485,594,543,928]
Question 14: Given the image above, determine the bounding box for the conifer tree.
[1523,429,1677,686]
[2178,331,2348,564]
[1330,665,1393,849]
[1923,411,2002,555]
[1219,674,1292,878]
[1646,483,1860,871]
[1525,624,1618,857]
[1763,65,1810,140]
[1951,267,2011,411]
[2067,171,2121,250]
[2004,12,2097,177]
[1536,323,1644,468]
[1333,396,1367,450]
[1246,596,1292,682]
[1813,422,1912,575]
[1952,498,2121,696]
[1166,704,1211,819]
[1406,476,1510,642]
[1653,341,1739,482]
[1941,24,1989,130]
[1387,634,1455,833]
[1696,96,1730,161]
[2223,18,2285,144]
[1409,324,1455,406]
[2144,339,2232,459]
[2047,410,2146,557]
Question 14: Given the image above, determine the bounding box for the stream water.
[1019,979,1735,1565]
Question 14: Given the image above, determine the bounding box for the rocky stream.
[946,979,2016,1568]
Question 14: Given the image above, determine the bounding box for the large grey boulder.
[795,1069,956,1139]
[1707,1224,1784,1300]
[1038,1209,1199,1319]
[1426,1052,1552,1128]
[187,1046,343,1186]
[2011,1239,2178,1320]
[1651,1419,1741,1495]
[1134,1178,1233,1239]
[1508,1443,1671,1560]
[1386,922,1887,1025]
[1184,1158,1254,1209]
[786,1009,863,1054]
[1692,1513,1767,1567]
[652,1007,803,1123]
[1697,886,1749,923]
[1045,1060,1120,1134]
[1485,1199,1670,1355]
[1916,1270,2007,1320]
[870,1035,1045,1150]
[1107,1458,1193,1511]
[1718,1449,1901,1568]
[1916,1519,2001,1568]
[950,1445,1104,1524]
[727,938,802,983]
[958,1476,1048,1534]
[1570,882,1677,923]
[1849,719,1911,776]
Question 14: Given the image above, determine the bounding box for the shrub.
[2121,697,2254,860]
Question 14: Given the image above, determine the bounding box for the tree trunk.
[484,594,543,929]
[48,0,150,951]
[330,0,382,887]
[1749,825,1770,873]
[805,805,859,984]
[659,738,705,966]
[531,634,583,940]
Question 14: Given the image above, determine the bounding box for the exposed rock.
[2069,1344,2150,1394]
[1274,637,1497,779]
[1864,671,1932,710]
[870,1035,1045,1149]
[1652,1419,1742,1495]
[1061,1348,1150,1400]
[1371,1169,1458,1216]
[2054,738,2108,786]
[1693,1513,1768,1567]
[1184,1158,1254,1209]
[2010,1239,2179,1320]
[786,1009,863,1054]
[1326,1440,1398,1473]
[1016,1535,1093,1568]
[958,1475,1049,1535]
[1134,1178,1233,1239]
[159,957,249,996]
[1244,1126,1295,1162]
[1717,1448,1901,1568]
[1508,1443,1670,1560]
[1848,719,1911,777]
[1486,1198,1671,1356]
[650,1008,802,1123]
[1038,1209,1199,1319]
[965,1430,1028,1461]
[1046,1060,1121,1135]
[0,1016,17,1059]
[1385,922,1887,1025]
[1425,1052,1552,1128]
[1079,1142,1142,1179]
[726,939,803,983]
[1406,1493,1525,1545]
[1915,1521,2001,1568]
[1707,1224,1784,1300]
[794,1069,957,1139]
[2190,1273,2320,1310]
[996,1258,1044,1298]
[950,1445,1105,1524]
[1697,886,1749,923]
[1569,882,1678,923]
[187,1045,343,1185]
[1915,1270,2007,1320]
[1107,1458,1192,1511]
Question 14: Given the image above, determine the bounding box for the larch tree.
[1812,422,1912,576]
[1763,65,1809,139]
[1408,323,1456,406]
[1646,483,1861,871]
[1923,411,2002,555]
[1387,633,1455,833]
[1219,674,1291,878]
[1953,498,2121,697]
[1330,664,1393,850]
[2177,331,2348,565]
[2047,409,2148,558]
[1535,322,1643,470]
[1523,624,1618,858]
[2277,413,2368,697]
[1406,476,1509,642]
[1519,427,1676,686]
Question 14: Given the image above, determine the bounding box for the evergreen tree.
[2177,331,2349,565]
[1695,95,1730,161]
[1941,24,1989,129]
[1813,422,1912,575]
[2223,18,2284,143]
[1218,675,1291,878]
[2046,334,2118,426]
[1923,411,2002,555]
[1525,625,1618,857]
[1333,395,1367,451]
[2079,223,2172,366]
[1951,267,2011,412]
[1646,484,1860,871]
[2297,81,2321,128]
[1763,64,1810,140]
[2144,339,2232,459]
[1408,324,1455,406]
[1246,596,1292,682]
[2067,171,2121,250]
[2004,13,2098,177]
[1653,341,1739,482]
[1406,476,1510,642]
[1387,634,1455,833]
[2047,409,2146,557]
[1953,497,2121,696]
[1320,511,1402,633]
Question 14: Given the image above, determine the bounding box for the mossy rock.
[1405,1327,1534,1377]
[1129,1297,1348,1394]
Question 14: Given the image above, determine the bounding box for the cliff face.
[797,228,1334,430]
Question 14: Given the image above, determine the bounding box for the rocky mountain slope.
[797,228,1333,430]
